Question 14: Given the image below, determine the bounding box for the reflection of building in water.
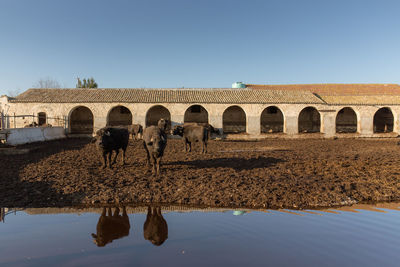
[0,208,5,222]
[0,208,15,223]
[22,202,400,217]
[144,206,168,246]
[91,207,130,247]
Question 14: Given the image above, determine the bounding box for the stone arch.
[298,107,320,133]
[373,107,393,133]
[184,105,209,124]
[146,105,171,129]
[260,106,284,133]
[336,107,358,133]
[107,105,132,126]
[223,105,246,134]
[38,112,47,126]
[69,106,94,134]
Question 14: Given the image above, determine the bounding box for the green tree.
[76,77,98,88]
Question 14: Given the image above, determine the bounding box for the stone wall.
[3,98,400,138]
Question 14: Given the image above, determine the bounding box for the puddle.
[1,203,400,266]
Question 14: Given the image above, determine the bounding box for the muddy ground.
[1,137,400,209]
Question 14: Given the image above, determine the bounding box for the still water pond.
[1,203,400,267]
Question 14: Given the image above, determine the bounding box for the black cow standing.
[91,207,131,247]
[173,124,209,153]
[94,127,129,168]
[142,119,168,175]
[143,206,168,246]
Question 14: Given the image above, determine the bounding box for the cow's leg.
[143,142,151,169]
[102,207,106,216]
[156,157,161,175]
[122,206,127,217]
[121,148,126,165]
[102,151,107,168]
[114,207,120,217]
[112,149,119,165]
[151,155,157,175]
[183,139,187,152]
[107,207,112,216]
[204,141,207,153]
[108,151,113,168]
[188,141,192,152]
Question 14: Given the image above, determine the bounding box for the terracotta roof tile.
[11,88,323,104]
[246,83,400,95]
[318,95,400,105]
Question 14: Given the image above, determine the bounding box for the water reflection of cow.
[144,206,168,246]
[91,207,130,247]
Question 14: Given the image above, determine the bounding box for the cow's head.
[172,126,184,136]
[147,131,166,156]
[158,118,169,132]
[95,128,114,148]
[91,233,107,247]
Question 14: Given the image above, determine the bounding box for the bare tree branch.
[32,77,62,88]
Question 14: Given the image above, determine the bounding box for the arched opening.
[373,107,393,133]
[223,106,246,134]
[146,105,171,130]
[336,107,357,133]
[298,107,320,133]
[69,106,94,134]
[38,112,47,126]
[260,106,284,133]
[107,106,132,126]
[184,105,208,124]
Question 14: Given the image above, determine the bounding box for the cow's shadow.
[167,156,285,171]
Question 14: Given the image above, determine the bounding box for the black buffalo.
[173,124,209,153]
[94,127,129,168]
[91,207,130,247]
[142,119,168,175]
[143,206,168,246]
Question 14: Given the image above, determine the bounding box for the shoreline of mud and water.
[1,137,400,210]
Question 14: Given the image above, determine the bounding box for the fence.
[0,112,68,130]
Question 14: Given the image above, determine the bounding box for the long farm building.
[1,83,400,138]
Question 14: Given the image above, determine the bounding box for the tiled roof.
[246,83,400,95]
[247,83,400,105]
[318,95,400,105]
[11,88,323,104]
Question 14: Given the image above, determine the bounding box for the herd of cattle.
[93,119,220,175]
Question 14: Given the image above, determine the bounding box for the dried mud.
[1,137,400,209]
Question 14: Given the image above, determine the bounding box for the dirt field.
[1,137,400,209]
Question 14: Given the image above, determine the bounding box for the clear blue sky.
[1,0,400,95]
